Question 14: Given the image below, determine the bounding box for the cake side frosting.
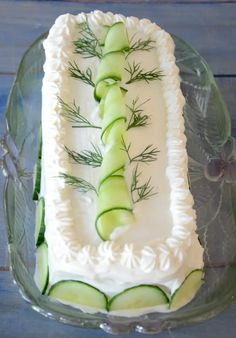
[40,11,204,310]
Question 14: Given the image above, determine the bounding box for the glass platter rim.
[3,31,236,334]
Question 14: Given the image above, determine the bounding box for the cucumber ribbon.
[95,22,135,240]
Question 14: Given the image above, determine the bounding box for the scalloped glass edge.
[3,31,236,335]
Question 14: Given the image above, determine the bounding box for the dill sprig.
[121,138,159,164]
[74,20,102,59]
[127,97,150,130]
[132,144,159,163]
[68,61,95,87]
[60,172,97,195]
[65,144,103,168]
[131,165,157,203]
[125,61,163,84]
[58,97,101,129]
[125,37,155,57]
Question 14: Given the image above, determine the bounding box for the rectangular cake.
[34,10,204,316]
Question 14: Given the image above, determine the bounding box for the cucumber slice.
[101,111,126,145]
[95,51,125,85]
[103,22,129,54]
[98,96,105,119]
[97,175,132,215]
[101,110,126,145]
[120,86,128,96]
[170,269,204,311]
[94,81,127,103]
[109,285,169,311]
[96,175,134,240]
[48,280,108,310]
[34,242,48,294]
[99,142,127,185]
[101,84,126,144]
[113,168,124,176]
[38,124,42,159]
[94,80,110,102]
[101,117,126,145]
[33,125,42,200]
[32,158,41,201]
[35,197,45,246]
[103,83,125,112]
[98,25,110,46]
[96,208,134,241]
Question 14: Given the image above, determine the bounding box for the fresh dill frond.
[131,144,159,163]
[58,97,101,129]
[125,37,155,57]
[127,97,150,130]
[131,164,157,203]
[68,61,95,87]
[125,61,163,84]
[74,19,102,59]
[60,172,97,195]
[65,144,103,168]
[121,137,159,164]
[121,136,132,162]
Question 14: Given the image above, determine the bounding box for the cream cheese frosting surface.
[41,11,203,307]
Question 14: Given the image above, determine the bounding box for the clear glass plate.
[2,32,236,335]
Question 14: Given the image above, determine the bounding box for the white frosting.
[42,11,203,313]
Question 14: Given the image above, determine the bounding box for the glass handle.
[100,322,133,335]
[204,136,236,183]
[0,133,20,179]
[100,321,164,334]
[135,322,163,334]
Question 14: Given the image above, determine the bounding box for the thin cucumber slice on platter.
[48,280,108,310]
[32,125,42,200]
[35,197,45,246]
[32,159,41,201]
[170,269,204,310]
[34,242,49,294]
[109,285,169,311]
[38,124,42,159]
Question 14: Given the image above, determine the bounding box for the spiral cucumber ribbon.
[94,22,135,241]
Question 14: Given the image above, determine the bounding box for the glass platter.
[2,32,236,335]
